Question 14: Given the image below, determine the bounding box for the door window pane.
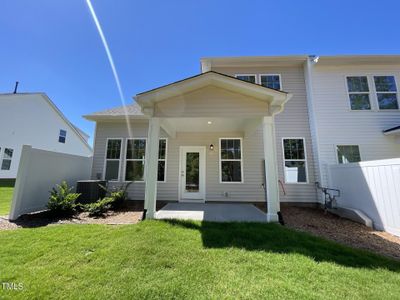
[186,152,199,192]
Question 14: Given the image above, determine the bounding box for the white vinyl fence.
[9,145,92,220]
[328,158,400,237]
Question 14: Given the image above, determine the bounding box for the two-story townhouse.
[84,55,400,221]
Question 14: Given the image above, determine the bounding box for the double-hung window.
[125,139,146,181]
[235,74,256,83]
[124,138,167,182]
[220,138,242,183]
[337,145,361,164]
[104,139,122,181]
[373,76,399,110]
[59,129,67,143]
[346,76,371,110]
[1,148,13,171]
[260,74,281,90]
[283,138,307,183]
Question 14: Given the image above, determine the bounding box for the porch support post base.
[262,116,281,223]
[266,213,279,223]
[144,117,160,219]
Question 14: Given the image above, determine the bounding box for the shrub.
[47,181,80,217]
[99,182,131,209]
[84,197,115,217]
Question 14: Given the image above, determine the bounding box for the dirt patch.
[282,206,400,260]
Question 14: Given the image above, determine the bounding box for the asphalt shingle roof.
[87,102,143,116]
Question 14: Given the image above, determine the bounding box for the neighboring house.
[0,93,93,178]
[84,55,400,221]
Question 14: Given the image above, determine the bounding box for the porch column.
[262,116,280,222]
[144,117,160,219]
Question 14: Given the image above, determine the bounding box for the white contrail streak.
[85,0,133,137]
[86,0,125,102]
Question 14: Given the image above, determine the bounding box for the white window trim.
[372,74,400,111]
[58,129,67,143]
[219,137,244,184]
[0,147,13,171]
[124,138,147,183]
[122,137,168,183]
[335,144,362,164]
[235,74,257,83]
[282,137,308,184]
[345,75,372,111]
[259,74,283,90]
[158,138,168,183]
[344,74,400,112]
[103,138,123,182]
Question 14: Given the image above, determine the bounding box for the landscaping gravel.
[282,206,400,260]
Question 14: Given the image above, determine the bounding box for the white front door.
[179,146,206,201]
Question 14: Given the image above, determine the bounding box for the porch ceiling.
[162,117,261,133]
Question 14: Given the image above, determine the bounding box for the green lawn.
[1,221,399,299]
[0,179,14,216]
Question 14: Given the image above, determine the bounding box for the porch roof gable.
[135,71,292,114]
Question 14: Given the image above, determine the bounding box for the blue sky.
[1,0,399,145]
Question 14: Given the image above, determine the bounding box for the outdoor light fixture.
[207,121,212,125]
[209,144,214,151]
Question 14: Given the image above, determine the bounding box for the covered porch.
[135,71,292,222]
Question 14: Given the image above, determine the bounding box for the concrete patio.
[154,203,267,222]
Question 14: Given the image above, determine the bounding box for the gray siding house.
[85,55,400,221]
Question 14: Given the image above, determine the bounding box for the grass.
[0,179,14,216]
[0,220,399,299]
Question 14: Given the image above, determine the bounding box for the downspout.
[303,55,325,204]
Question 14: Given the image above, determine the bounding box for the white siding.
[92,121,267,202]
[212,66,318,203]
[0,94,92,178]
[312,64,400,186]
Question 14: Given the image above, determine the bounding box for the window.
[220,138,242,183]
[124,138,167,182]
[346,76,371,110]
[158,139,167,182]
[260,74,281,90]
[374,76,399,110]
[283,139,307,183]
[125,139,146,181]
[104,139,122,181]
[59,129,67,143]
[235,74,256,83]
[1,148,13,171]
[337,145,361,164]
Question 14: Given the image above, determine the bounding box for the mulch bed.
[281,206,400,260]
[0,200,170,231]
[0,209,143,231]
